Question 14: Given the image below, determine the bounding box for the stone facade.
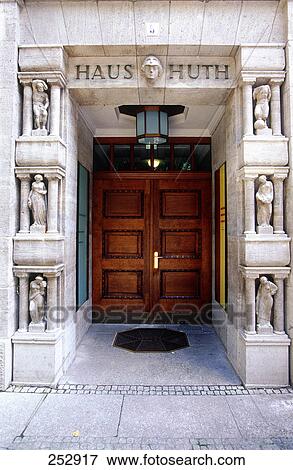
[0,0,293,388]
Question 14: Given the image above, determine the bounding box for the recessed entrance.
[92,139,212,323]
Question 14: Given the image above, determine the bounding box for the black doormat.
[113,328,189,353]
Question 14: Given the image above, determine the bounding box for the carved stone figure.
[29,276,47,331]
[256,276,278,334]
[141,56,163,81]
[253,85,272,135]
[28,174,47,233]
[256,175,274,234]
[32,79,49,135]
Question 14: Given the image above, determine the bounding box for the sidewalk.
[1,387,293,450]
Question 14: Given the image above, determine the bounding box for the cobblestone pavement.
[5,436,293,450]
[5,383,293,396]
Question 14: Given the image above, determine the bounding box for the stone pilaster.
[20,79,33,137]
[243,175,256,234]
[274,274,286,335]
[46,272,61,331]
[18,174,31,233]
[272,174,286,234]
[48,81,61,137]
[244,274,257,334]
[270,79,283,137]
[241,78,255,137]
[16,272,29,332]
[45,174,60,234]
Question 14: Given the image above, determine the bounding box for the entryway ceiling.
[80,104,225,137]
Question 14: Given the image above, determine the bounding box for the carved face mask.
[142,56,162,81]
[145,64,159,80]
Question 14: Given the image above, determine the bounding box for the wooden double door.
[93,173,211,322]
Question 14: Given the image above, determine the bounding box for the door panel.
[160,270,200,298]
[104,190,144,218]
[103,230,143,258]
[93,173,211,322]
[152,177,212,313]
[160,190,201,218]
[102,270,143,298]
[93,178,150,314]
[161,230,201,258]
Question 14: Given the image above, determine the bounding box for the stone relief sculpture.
[29,276,47,331]
[141,56,163,81]
[256,276,278,334]
[253,85,272,135]
[28,174,47,233]
[32,79,49,135]
[256,175,274,234]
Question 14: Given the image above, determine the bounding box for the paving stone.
[119,395,240,438]
[0,393,43,447]
[23,395,123,438]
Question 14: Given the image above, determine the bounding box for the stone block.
[12,329,64,386]
[18,45,67,74]
[239,136,288,166]
[13,235,64,266]
[16,136,66,168]
[236,45,285,73]
[238,331,290,387]
[240,235,291,267]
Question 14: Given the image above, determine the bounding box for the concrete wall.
[0,0,22,390]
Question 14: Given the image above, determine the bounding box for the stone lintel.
[18,71,67,88]
[13,264,64,276]
[239,266,291,278]
[15,166,65,179]
[238,166,289,180]
[239,70,285,85]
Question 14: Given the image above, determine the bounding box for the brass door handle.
[154,251,163,269]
